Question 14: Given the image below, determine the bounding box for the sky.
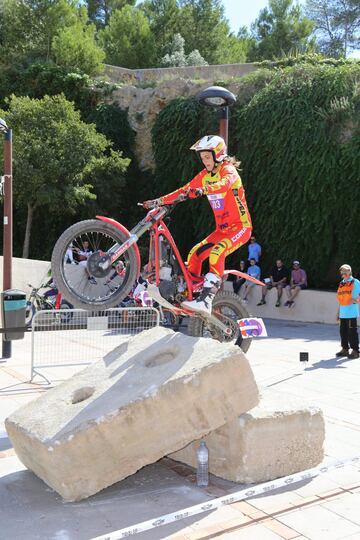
[221,0,296,32]
[136,0,359,58]
[223,0,359,58]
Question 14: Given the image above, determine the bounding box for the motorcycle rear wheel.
[187,291,252,352]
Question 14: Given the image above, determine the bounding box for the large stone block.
[169,390,325,483]
[5,327,259,501]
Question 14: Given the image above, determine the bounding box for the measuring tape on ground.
[89,455,360,540]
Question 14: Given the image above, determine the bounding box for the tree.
[218,27,254,64]
[52,7,105,75]
[140,0,253,66]
[306,0,360,57]
[161,33,208,66]
[86,0,135,27]
[0,94,130,258]
[178,0,231,64]
[248,0,315,61]
[140,0,181,60]
[99,5,156,68]
[0,0,77,63]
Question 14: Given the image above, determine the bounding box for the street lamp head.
[0,118,8,133]
[197,86,236,108]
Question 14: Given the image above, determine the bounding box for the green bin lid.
[2,288,26,300]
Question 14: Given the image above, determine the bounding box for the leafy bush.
[152,62,360,286]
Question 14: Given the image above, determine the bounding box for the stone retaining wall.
[104,62,258,84]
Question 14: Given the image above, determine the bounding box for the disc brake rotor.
[205,311,239,341]
[87,251,113,278]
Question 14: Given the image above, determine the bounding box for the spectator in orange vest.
[336,264,360,359]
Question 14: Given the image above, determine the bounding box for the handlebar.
[138,190,200,210]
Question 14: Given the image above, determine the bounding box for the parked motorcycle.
[25,279,74,327]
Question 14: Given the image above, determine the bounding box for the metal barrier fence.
[30,307,160,383]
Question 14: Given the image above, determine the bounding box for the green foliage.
[141,0,242,65]
[255,53,360,68]
[140,0,181,60]
[0,0,78,63]
[99,5,156,68]
[52,7,105,75]
[152,98,219,255]
[86,0,136,27]
[152,63,360,286]
[248,0,315,61]
[161,33,208,66]
[217,32,252,65]
[84,102,150,226]
[177,0,231,64]
[305,0,360,58]
[0,94,130,257]
[0,62,113,116]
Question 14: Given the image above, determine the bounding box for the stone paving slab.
[1,319,360,539]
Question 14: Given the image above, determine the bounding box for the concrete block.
[5,327,259,501]
[169,390,325,483]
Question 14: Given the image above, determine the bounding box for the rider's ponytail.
[223,156,241,169]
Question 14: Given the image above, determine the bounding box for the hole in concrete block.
[145,350,176,368]
[72,386,95,404]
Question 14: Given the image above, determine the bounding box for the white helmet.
[190,135,227,163]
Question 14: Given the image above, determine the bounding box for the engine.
[158,235,187,302]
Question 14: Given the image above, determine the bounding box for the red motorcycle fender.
[96,216,141,277]
[224,269,264,287]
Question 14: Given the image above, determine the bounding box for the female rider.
[143,135,252,315]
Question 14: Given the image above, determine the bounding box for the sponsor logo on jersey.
[231,228,247,243]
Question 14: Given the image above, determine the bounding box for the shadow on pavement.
[305,356,353,371]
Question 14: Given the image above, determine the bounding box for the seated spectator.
[65,242,75,264]
[241,258,261,304]
[248,235,261,266]
[75,240,97,284]
[233,260,247,295]
[285,261,307,307]
[257,259,289,307]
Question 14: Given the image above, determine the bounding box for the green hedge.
[152,62,360,287]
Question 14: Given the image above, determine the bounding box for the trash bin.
[1,289,26,340]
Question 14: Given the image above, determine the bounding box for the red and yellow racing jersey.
[160,161,252,231]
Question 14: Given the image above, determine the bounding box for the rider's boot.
[182,272,221,315]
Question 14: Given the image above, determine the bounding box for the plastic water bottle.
[196,441,209,487]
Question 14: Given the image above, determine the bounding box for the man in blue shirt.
[336,264,360,359]
[248,236,261,264]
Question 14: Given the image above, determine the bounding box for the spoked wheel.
[51,220,139,310]
[187,291,252,353]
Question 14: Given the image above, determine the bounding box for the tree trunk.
[22,203,34,259]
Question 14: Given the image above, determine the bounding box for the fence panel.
[30,307,160,383]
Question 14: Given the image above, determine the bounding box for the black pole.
[219,106,229,147]
[2,128,12,359]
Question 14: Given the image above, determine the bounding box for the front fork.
[98,209,167,271]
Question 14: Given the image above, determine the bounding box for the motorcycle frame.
[148,218,195,301]
[97,209,198,301]
[95,207,263,301]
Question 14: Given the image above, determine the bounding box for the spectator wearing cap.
[248,235,262,265]
[257,259,289,307]
[285,261,308,307]
[336,264,360,359]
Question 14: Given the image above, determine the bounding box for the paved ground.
[1,319,360,540]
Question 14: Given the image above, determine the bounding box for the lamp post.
[0,118,13,359]
[197,86,236,147]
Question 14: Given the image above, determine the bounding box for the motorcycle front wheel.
[51,220,139,311]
